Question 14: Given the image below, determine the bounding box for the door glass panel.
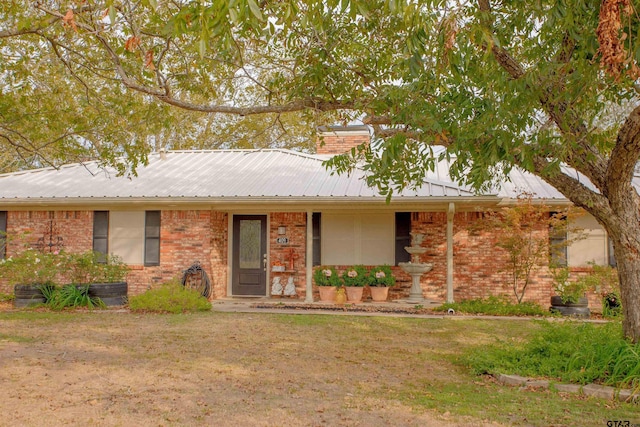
[239,219,261,269]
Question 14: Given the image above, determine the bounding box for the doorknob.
[263,254,267,271]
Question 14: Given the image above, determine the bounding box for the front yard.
[0,310,636,426]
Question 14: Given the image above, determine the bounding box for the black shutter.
[0,211,6,259]
[312,213,321,266]
[144,211,161,266]
[395,212,411,265]
[93,211,109,262]
[549,212,568,267]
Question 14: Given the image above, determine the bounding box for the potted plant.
[572,262,621,317]
[66,251,129,306]
[313,266,341,302]
[342,265,368,303]
[367,265,395,302]
[549,266,590,317]
[0,249,61,307]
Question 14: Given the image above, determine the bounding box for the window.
[0,211,6,260]
[144,211,161,266]
[567,213,607,266]
[312,213,321,266]
[321,213,394,265]
[549,212,567,267]
[93,211,109,262]
[98,211,161,266]
[395,212,411,265]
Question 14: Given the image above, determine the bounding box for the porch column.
[447,202,455,303]
[305,210,314,302]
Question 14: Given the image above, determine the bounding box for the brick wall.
[126,210,221,296]
[316,133,370,155]
[269,212,307,297]
[0,207,606,309]
[402,211,603,310]
[210,211,228,298]
[0,211,93,294]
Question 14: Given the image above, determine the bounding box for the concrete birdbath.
[398,233,433,304]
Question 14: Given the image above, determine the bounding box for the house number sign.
[276,237,289,244]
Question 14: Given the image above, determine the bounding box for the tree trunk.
[608,230,640,343]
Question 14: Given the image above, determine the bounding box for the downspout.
[447,202,455,303]
[305,210,314,302]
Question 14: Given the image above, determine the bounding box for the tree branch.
[606,105,640,200]
[477,0,608,191]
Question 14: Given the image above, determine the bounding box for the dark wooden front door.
[232,215,267,296]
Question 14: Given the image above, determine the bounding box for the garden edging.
[495,373,639,403]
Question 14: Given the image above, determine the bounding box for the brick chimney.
[316,125,371,155]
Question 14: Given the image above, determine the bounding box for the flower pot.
[549,296,590,318]
[318,286,337,302]
[345,286,364,303]
[369,286,389,302]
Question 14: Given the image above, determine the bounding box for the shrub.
[464,321,640,390]
[550,266,589,304]
[434,296,548,316]
[128,280,212,313]
[0,249,61,285]
[40,284,105,310]
[65,251,129,284]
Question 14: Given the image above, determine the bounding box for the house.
[0,126,618,307]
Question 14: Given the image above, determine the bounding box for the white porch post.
[447,202,455,303]
[305,210,314,302]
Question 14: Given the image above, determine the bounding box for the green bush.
[464,321,640,390]
[128,281,212,313]
[434,296,548,316]
[40,284,105,310]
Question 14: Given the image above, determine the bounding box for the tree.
[471,193,582,304]
[2,1,640,341]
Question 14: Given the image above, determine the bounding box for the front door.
[232,215,267,296]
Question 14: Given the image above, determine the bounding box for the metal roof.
[0,149,480,202]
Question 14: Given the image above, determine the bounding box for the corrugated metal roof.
[0,149,479,201]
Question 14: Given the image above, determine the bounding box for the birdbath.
[398,233,433,303]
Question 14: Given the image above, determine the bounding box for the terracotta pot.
[345,286,364,303]
[318,286,337,302]
[369,286,389,302]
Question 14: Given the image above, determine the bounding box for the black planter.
[13,284,46,307]
[89,282,128,306]
[549,296,590,318]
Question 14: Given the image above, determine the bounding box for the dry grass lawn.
[0,308,635,426]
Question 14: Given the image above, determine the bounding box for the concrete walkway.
[210,297,611,323]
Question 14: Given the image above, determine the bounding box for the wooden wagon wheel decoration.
[181,261,212,298]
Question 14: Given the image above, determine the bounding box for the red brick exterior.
[269,212,307,297]
[316,133,370,155]
[0,208,603,310]
[125,210,223,296]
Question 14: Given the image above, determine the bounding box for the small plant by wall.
[128,280,212,313]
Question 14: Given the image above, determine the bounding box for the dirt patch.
[0,309,507,426]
